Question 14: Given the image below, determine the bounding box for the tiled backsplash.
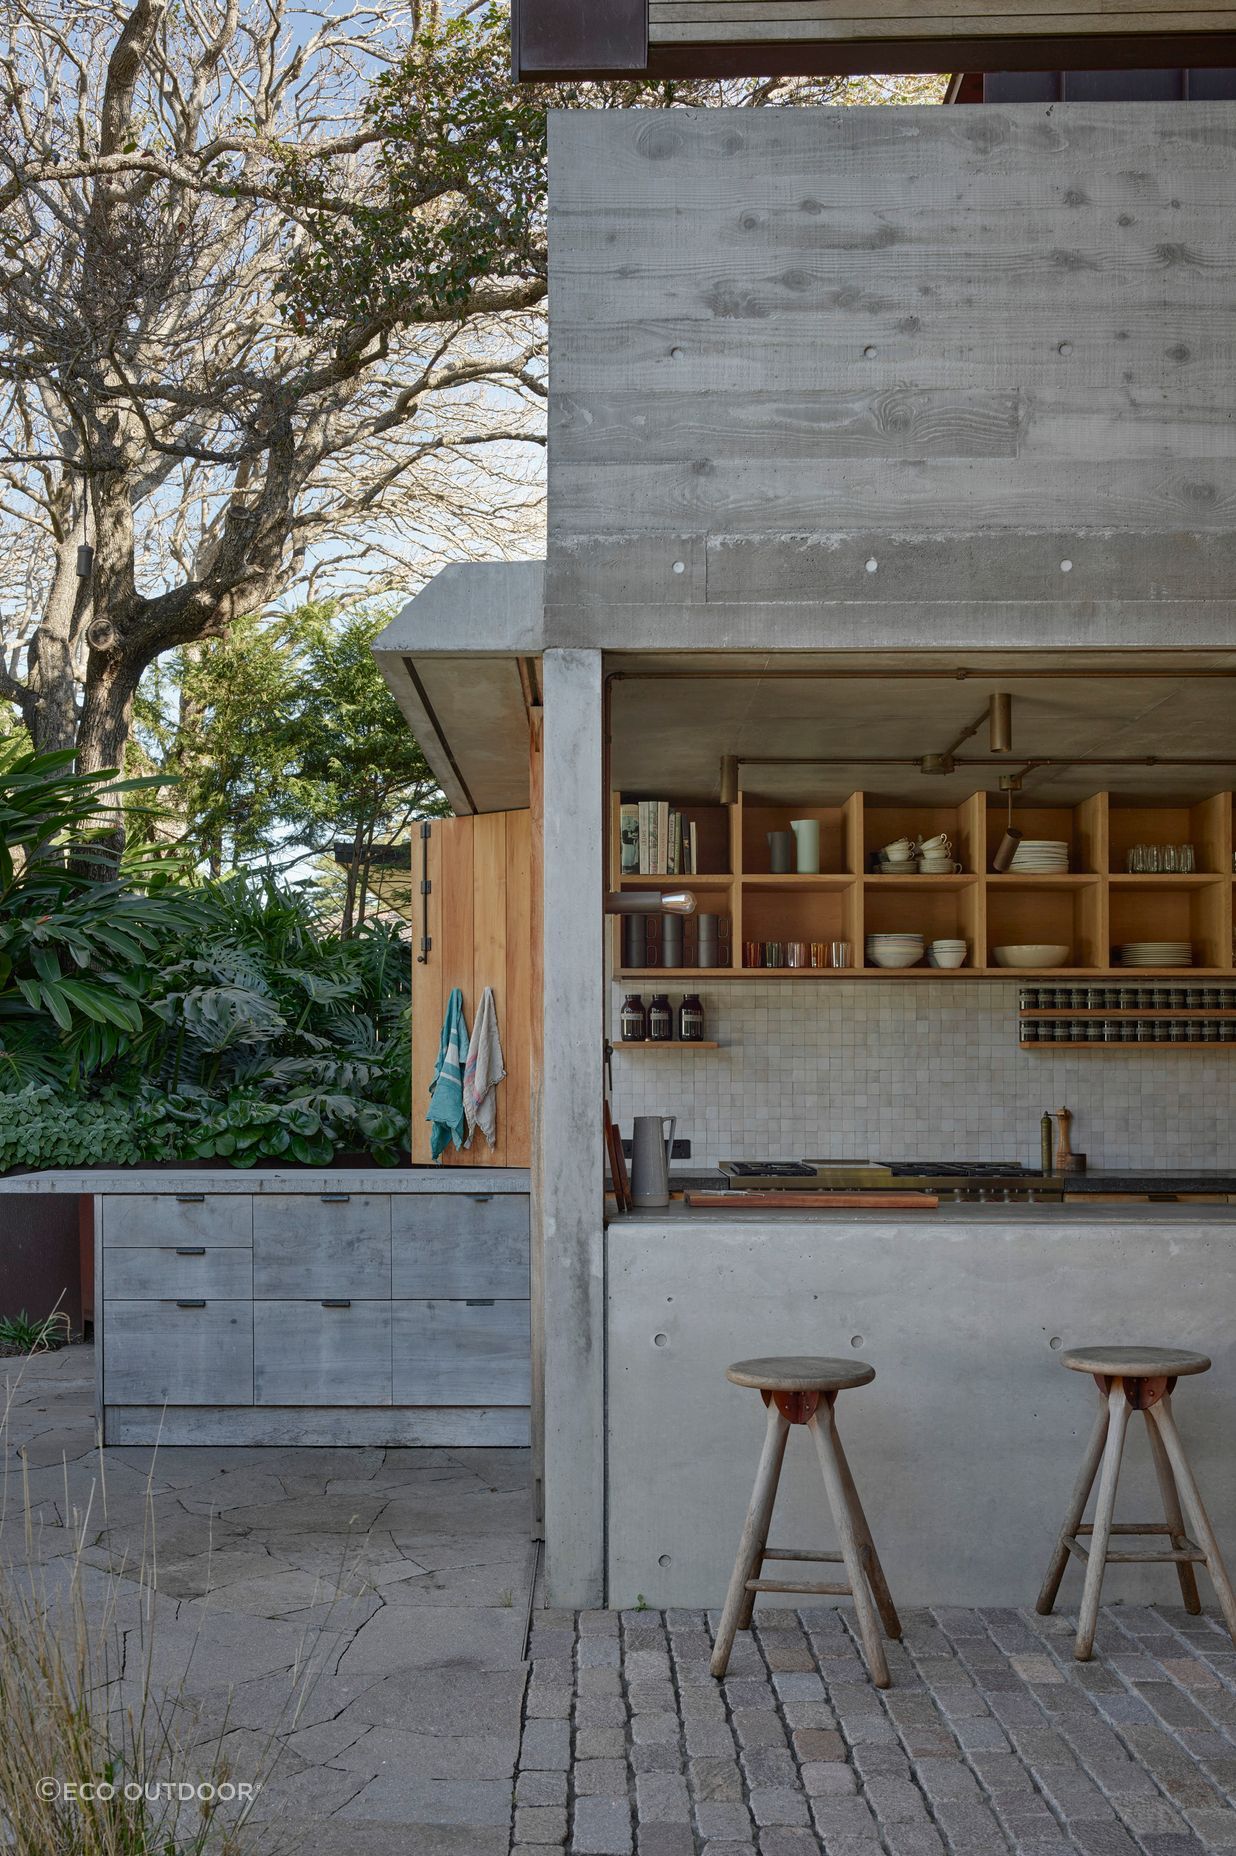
[608,981,1236,1171]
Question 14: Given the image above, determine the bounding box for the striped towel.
[426,987,469,1161]
[463,986,506,1151]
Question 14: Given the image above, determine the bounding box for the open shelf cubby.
[609,790,1236,981]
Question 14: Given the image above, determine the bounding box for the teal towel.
[427,986,469,1161]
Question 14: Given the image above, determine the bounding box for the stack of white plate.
[1116,941,1193,968]
[1008,839,1070,873]
[866,932,925,969]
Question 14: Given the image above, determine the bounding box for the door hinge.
[417,819,433,962]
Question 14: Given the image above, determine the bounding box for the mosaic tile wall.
[608,980,1236,1171]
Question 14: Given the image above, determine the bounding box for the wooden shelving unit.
[609,788,1236,982]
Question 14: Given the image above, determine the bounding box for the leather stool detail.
[710,1355,901,1688]
[1036,1345,1236,1660]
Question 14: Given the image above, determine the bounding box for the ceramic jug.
[631,1114,677,1208]
[767,830,792,874]
[790,818,821,874]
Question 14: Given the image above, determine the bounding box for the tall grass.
[0,1359,335,1855]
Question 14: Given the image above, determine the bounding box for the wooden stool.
[710,1355,901,1688]
[1036,1345,1236,1660]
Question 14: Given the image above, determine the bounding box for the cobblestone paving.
[514,1603,1236,1856]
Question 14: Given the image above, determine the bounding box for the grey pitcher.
[630,1114,677,1208]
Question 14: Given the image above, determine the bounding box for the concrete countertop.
[0,1167,530,1194]
[666,1170,1236,1194]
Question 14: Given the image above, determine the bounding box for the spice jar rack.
[1019,983,1236,1049]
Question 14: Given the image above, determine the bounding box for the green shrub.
[0,750,414,1173]
[0,1087,170,1173]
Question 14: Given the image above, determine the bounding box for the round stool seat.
[726,1355,875,1394]
[1061,1345,1211,1379]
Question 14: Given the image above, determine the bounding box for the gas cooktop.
[718,1158,1056,1200]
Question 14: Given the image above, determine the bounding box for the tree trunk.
[76,650,141,777]
[25,524,87,757]
[70,649,144,874]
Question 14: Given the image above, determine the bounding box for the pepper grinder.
[1040,1111,1054,1178]
[1054,1105,1086,1175]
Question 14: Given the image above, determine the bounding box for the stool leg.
[710,1400,790,1678]
[1036,1390,1108,1616]
[1144,1407,1202,1615]
[808,1405,890,1689]
[828,1403,902,1642]
[1075,1382,1131,1661]
[1148,1393,1236,1647]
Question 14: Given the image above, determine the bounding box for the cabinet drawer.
[253,1195,391,1299]
[393,1299,530,1406]
[102,1194,252,1248]
[104,1301,253,1405]
[254,1301,392,1406]
[105,1247,252,1299]
[392,1194,529,1299]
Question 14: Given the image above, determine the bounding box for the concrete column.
[539,648,606,1605]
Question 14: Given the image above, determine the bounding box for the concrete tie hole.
[1049,1335,1063,1350]
[850,1334,864,1349]
[672,560,686,575]
[653,1332,668,1347]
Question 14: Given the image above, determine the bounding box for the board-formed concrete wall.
[547,103,1236,652]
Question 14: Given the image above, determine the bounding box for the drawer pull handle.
[175,1299,206,1309]
[174,1194,205,1204]
[470,1195,492,1204]
[321,1299,352,1309]
[320,1193,351,1203]
[466,1298,495,1307]
[175,1247,206,1256]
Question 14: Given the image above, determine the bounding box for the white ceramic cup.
[920,833,951,853]
[919,857,963,873]
[882,838,913,860]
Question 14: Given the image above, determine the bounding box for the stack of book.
[620,800,699,876]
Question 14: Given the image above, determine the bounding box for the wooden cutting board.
[684,1191,939,1211]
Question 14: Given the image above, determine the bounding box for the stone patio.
[1,1344,534,1853]
[516,1605,1236,1856]
[8,1348,1236,1856]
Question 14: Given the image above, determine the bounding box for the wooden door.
[410,809,534,1166]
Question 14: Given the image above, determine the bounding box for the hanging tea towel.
[463,985,506,1150]
[427,986,469,1161]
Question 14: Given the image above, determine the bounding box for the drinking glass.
[828,941,851,968]
[1181,843,1196,873]
[786,941,808,968]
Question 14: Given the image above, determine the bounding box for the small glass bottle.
[648,993,673,1041]
[620,993,647,1043]
[678,993,705,1042]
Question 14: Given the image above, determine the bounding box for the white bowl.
[932,948,967,968]
[868,949,923,968]
[991,944,1070,969]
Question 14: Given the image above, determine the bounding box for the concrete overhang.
[373,561,544,816]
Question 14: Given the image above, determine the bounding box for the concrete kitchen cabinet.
[254,1299,394,1406]
[96,1174,530,1445]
